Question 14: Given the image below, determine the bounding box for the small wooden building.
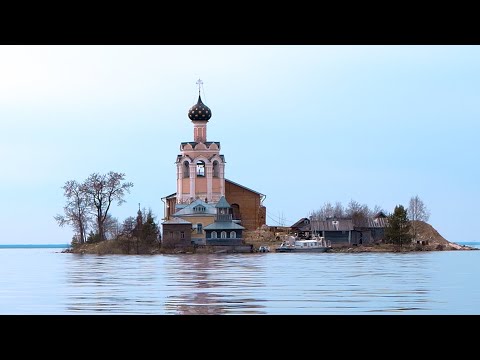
[161,217,192,248]
[313,219,355,245]
[290,217,311,239]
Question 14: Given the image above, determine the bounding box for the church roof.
[215,196,231,208]
[180,141,220,147]
[162,217,192,225]
[172,199,216,216]
[225,179,265,197]
[204,221,245,230]
[188,94,211,121]
[161,192,177,200]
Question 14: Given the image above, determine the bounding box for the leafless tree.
[345,199,371,226]
[371,204,386,217]
[90,214,119,240]
[322,202,334,219]
[312,202,331,220]
[333,202,345,219]
[408,195,430,241]
[83,171,133,241]
[54,180,91,244]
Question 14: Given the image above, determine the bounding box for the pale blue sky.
[0,45,478,244]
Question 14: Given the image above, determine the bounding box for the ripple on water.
[1,249,479,314]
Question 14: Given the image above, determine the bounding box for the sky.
[0,45,479,244]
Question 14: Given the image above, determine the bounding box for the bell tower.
[175,80,226,204]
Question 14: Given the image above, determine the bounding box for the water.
[0,244,479,314]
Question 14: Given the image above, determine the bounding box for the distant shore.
[325,242,478,253]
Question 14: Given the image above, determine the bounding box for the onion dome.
[188,95,212,121]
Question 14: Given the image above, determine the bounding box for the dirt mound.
[412,221,468,250]
[414,221,448,244]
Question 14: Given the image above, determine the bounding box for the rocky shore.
[244,220,477,253]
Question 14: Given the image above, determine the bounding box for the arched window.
[183,161,190,178]
[231,204,241,220]
[213,160,219,177]
[211,231,217,239]
[193,205,206,213]
[196,160,205,177]
[230,231,236,239]
[221,231,227,239]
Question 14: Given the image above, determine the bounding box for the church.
[161,80,266,246]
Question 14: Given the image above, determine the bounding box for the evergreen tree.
[141,209,160,244]
[385,205,412,247]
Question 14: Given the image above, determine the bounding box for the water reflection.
[257,252,434,314]
[57,250,480,314]
[163,254,267,315]
[65,254,160,313]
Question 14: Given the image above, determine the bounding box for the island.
[63,220,476,255]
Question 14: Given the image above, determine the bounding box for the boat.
[275,236,331,253]
[258,245,270,253]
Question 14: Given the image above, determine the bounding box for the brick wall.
[225,181,266,231]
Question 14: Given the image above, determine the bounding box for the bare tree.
[333,202,345,219]
[371,204,386,217]
[322,202,334,219]
[408,195,430,241]
[312,202,332,220]
[90,214,119,240]
[54,180,91,244]
[345,199,370,226]
[83,171,134,241]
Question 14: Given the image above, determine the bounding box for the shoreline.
[63,240,478,255]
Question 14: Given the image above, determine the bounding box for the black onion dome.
[188,95,211,121]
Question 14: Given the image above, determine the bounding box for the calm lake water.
[0,244,479,314]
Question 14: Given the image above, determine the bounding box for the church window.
[221,231,227,238]
[213,161,219,177]
[231,204,241,220]
[212,231,217,238]
[230,231,236,238]
[194,205,206,213]
[183,161,190,177]
[196,161,205,176]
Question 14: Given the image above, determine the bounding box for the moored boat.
[275,236,331,253]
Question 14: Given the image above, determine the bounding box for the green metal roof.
[173,199,216,216]
[215,196,231,208]
[162,217,192,225]
[204,221,245,230]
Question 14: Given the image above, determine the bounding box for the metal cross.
[196,78,203,94]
